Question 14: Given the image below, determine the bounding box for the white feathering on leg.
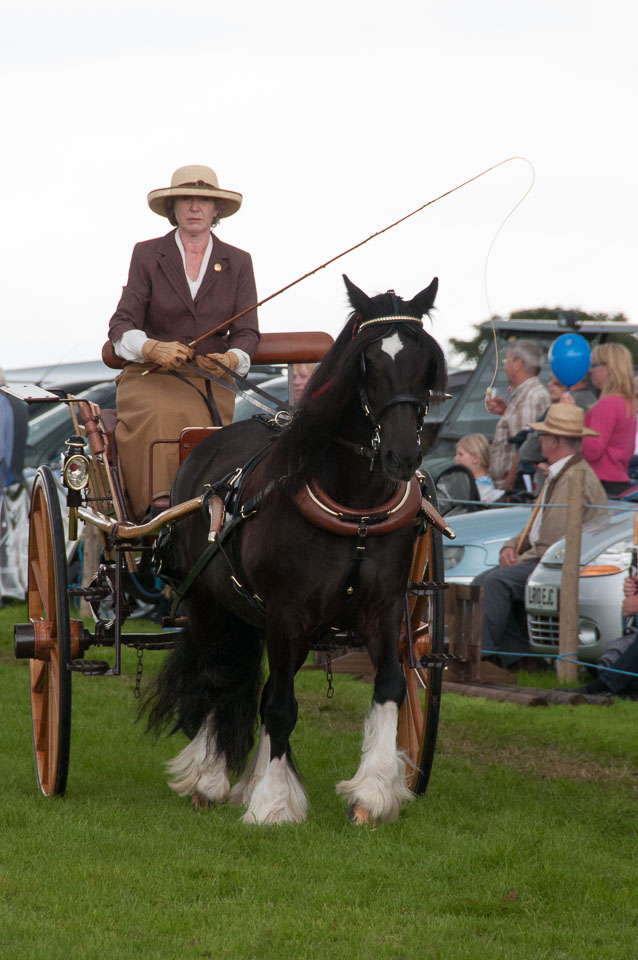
[166,722,230,802]
[229,727,271,806]
[242,755,308,825]
[336,700,413,822]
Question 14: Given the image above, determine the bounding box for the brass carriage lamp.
[62,435,90,540]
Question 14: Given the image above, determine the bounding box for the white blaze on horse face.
[380,331,405,361]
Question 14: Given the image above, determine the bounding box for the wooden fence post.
[556,462,585,683]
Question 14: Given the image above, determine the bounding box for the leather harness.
[160,302,443,638]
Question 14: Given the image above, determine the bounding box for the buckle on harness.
[274,409,292,428]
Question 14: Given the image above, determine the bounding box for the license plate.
[526,583,558,611]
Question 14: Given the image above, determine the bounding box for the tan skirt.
[114,364,235,521]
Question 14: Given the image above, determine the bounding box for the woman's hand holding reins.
[142,339,194,369]
[197,352,239,378]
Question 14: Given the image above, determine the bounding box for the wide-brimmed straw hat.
[147,165,242,219]
[528,404,598,438]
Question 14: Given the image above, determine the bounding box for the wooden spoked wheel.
[27,466,72,797]
[398,477,445,796]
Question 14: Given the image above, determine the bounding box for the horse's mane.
[264,284,447,493]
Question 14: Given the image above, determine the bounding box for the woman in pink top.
[581,343,636,496]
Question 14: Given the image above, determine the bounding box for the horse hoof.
[191,792,210,811]
[347,803,376,827]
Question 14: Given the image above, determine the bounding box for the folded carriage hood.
[539,505,638,566]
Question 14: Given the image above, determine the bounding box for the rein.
[179,358,293,421]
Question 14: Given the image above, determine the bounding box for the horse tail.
[141,613,265,775]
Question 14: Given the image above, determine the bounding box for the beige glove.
[142,339,194,370]
[198,352,239,377]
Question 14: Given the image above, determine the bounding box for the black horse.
[145,275,446,824]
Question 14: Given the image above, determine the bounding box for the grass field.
[1,600,637,960]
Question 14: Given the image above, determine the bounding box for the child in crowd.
[454,434,503,502]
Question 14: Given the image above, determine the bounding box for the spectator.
[627,375,638,482]
[565,342,636,497]
[570,374,598,412]
[575,575,638,699]
[292,363,317,404]
[487,341,549,490]
[518,373,593,489]
[473,404,607,670]
[454,434,503,502]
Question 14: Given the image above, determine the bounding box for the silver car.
[525,505,637,663]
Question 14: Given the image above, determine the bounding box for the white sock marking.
[336,700,413,822]
[229,726,271,806]
[166,720,230,802]
[242,754,308,825]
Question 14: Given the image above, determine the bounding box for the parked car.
[442,505,533,583]
[441,488,636,663]
[525,505,637,663]
[5,359,283,409]
[232,375,289,422]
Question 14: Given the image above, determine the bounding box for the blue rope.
[127,572,165,601]
[439,497,637,512]
[481,649,638,680]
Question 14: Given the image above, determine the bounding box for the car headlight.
[577,620,600,645]
[580,538,632,577]
[443,546,465,570]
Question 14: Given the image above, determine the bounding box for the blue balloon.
[548,333,591,387]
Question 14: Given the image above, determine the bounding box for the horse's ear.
[408,277,439,318]
[343,274,371,313]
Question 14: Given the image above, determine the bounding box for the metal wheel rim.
[398,473,444,795]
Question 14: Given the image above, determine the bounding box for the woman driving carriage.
[108,164,260,521]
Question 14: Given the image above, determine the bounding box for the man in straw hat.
[108,164,260,521]
[473,404,607,670]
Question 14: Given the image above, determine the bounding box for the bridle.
[349,294,431,468]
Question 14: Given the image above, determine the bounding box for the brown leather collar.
[293,477,423,536]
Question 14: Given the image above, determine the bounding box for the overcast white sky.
[2,0,635,370]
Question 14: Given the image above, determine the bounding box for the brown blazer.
[504,453,608,563]
[108,230,260,358]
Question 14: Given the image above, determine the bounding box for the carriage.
[6,277,455,824]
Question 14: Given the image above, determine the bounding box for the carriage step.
[408,580,449,596]
[417,652,463,669]
[69,659,111,675]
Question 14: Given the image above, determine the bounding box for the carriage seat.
[101,330,334,369]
